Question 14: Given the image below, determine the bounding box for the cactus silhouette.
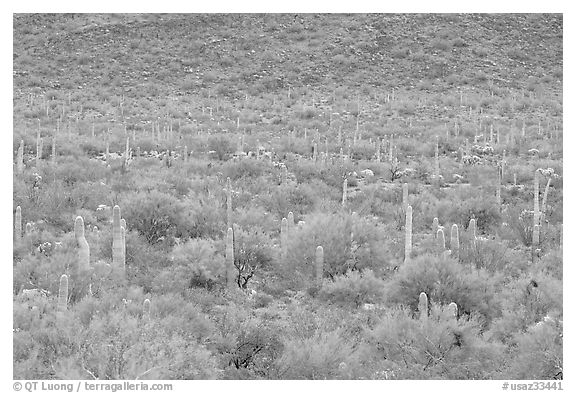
[437,228,446,250]
[226,227,235,290]
[447,302,458,320]
[143,298,151,320]
[16,140,24,173]
[418,292,428,321]
[281,217,288,260]
[315,246,324,286]
[226,177,232,229]
[14,206,22,241]
[402,183,409,211]
[432,217,439,238]
[450,224,459,257]
[287,211,295,234]
[342,178,348,207]
[112,206,125,274]
[404,205,412,263]
[74,216,90,271]
[58,274,68,312]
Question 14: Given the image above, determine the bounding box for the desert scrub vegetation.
[13,13,562,380]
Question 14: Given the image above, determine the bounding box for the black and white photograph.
[11,9,564,386]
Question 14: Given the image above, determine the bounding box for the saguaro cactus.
[533,214,541,247]
[16,140,24,173]
[226,177,232,229]
[287,211,295,234]
[450,224,459,256]
[14,206,22,241]
[75,216,90,271]
[418,292,428,321]
[51,135,57,165]
[226,227,235,290]
[404,205,413,263]
[313,142,318,162]
[402,183,409,211]
[282,165,289,184]
[281,217,288,260]
[533,171,540,227]
[112,205,125,274]
[437,228,446,250]
[468,218,477,246]
[496,165,502,210]
[342,178,348,207]
[434,136,440,186]
[143,298,151,320]
[36,129,42,162]
[124,137,130,167]
[315,246,324,286]
[432,217,439,238]
[58,274,68,312]
[120,218,126,264]
[541,178,552,218]
[447,302,458,320]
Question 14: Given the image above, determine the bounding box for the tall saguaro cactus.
[143,298,151,320]
[496,165,502,210]
[51,134,57,165]
[75,216,90,271]
[120,218,126,265]
[434,136,440,187]
[402,183,409,211]
[404,205,413,263]
[418,292,428,321]
[226,177,233,229]
[16,140,24,173]
[280,217,288,260]
[450,224,460,257]
[58,274,68,312]
[437,228,446,250]
[287,212,295,234]
[14,206,22,241]
[124,137,130,168]
[541,178,552,218]
[315,246,324,286]
[112,205,125,274]
[533,171,540,227]
[432,217,439,238]
[447,302,458,320]
[468,218,477,246]
[36,129,42,162]
[342,178,348,207]
[226,227,235,290]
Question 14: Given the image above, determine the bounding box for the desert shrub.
[489,273,562,343]
[54,310,218,379]
[259,183,317,219]
[504,319,563,379]
[365,307,505,379]
[272,330,361,379]
[230,226,275,289]
[385,254,501,325]
[446,195,502,233]
[119,190,192,245]
[170,238,226,289]
[221,158,273,180]
[207,135,235,160]
[318,269,384,307]
[458,237,528,275]
[280,212,393,290]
